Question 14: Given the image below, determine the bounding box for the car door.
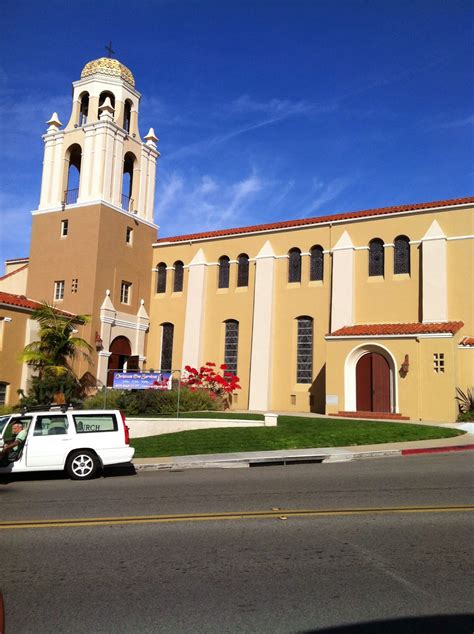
[25,414,73,468]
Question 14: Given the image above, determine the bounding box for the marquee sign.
[112,372,172,390]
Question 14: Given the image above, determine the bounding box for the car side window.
[3,417,32,439]
[73,414,117,433]
[33,415,69,436]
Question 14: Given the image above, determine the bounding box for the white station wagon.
[0,408,134,480]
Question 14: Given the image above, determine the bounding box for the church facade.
[1,57,473,422]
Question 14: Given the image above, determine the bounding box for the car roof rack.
[20,403,77,415]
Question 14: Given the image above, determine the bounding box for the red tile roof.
[328,322,464,337]
[0,292,74,316]
[0,263,29,281]
[459,336,474,347]
[155,196,474,244]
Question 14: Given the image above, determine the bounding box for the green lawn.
[130,415,464,458]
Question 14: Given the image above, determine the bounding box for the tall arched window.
[65,144,81,205]
[122,152,136,211]
[288,248,301,283]
[157,263,167,293]
[173,261,184,292]
[369,239,385,276]
[296,316,313,384]
[237,254,249,287]
[99,91,115,114]
[224,320,239,376]
[123,100,132,132]
[78,92,89,126]
[218,256,230,288]
[160,323,174,372]
[310,245,324,281]
[394,235,410,275]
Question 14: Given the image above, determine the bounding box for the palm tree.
[20,302,92,379]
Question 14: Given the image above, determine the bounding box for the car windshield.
[0,415,11,435]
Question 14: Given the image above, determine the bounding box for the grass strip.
[130,416,464,458]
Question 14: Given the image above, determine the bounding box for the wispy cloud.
[437,114,474,129]
[0,192,34,263]
[300,176,354,217]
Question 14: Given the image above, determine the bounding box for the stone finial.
[99,97,115,121]
[46,112,62,132]
[144,127,159,148]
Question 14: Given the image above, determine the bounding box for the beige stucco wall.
[0,307,30,405]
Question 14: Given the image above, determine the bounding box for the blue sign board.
[112,372,172,390]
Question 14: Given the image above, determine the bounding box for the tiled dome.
[81,57,135,87]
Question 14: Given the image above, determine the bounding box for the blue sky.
[0,0,472,263]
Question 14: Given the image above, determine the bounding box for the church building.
[1,57,473,423]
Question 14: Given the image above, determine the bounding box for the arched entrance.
[107,336,131,386]
[356,352,390,412]
[344,344,397,414]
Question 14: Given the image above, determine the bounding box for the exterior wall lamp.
[95,332,104,351]
[400,354,410,375]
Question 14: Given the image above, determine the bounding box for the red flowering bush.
[182,362,241,400]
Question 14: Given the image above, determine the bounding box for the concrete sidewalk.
[133,429,474,471]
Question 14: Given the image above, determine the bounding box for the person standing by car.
[0,422,27,466]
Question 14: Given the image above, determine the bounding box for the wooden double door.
[356,352,391,412]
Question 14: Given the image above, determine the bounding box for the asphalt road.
[1,453,473,633]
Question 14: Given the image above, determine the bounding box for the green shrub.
[83,387,222,416]
[457,411,474,422]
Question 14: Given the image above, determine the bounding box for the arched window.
[123,100,132,133]
[122,152,136,211]
[65,144,81,205]
[394,235,410,275]
[296,316,313,384]
[224,320,239,376]
[157,263,167,293]
[218,256,230,288]
[237,254,249,287]
[173,261,184,292]
[310,245,324,281]
[98,91,115,113]
[160,323,174,372]
[369,239,384,277]
[288,248,301,283]
[78,92,89,126]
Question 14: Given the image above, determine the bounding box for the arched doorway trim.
[107,336,132,386]
[344,343,398,413]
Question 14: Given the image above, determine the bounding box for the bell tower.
[27,57,159,386]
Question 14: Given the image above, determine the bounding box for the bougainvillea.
[182,362,241,397]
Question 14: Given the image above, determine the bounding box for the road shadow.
[0,463,136,484]
[300,613,474,634]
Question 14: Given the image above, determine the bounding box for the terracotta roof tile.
[155,196,474,244]
[459,336,474,347]
[0,263,29,281]
[0,292,74,316]
[328,322,464,337]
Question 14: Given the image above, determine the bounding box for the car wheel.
[66,450,99,480]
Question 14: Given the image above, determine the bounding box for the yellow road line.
[1,505,473,530]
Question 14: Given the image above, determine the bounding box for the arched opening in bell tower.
[78,92,89,126]
[64,144,82,205]
[98,91,116,118]
[123,99,132,133]
[122,152,136,212]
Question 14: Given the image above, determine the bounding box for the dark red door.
[107,336,132,386]
[356,352,390,412]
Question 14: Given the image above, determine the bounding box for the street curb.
[133,442,474,471]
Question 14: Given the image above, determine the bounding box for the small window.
[173,261,184,292]
[0,383,8,405]
[288,248,301,283]
[157,263,167,294]
[71,278,78,293]
[218,256,230,289]
[394,235,410,275]
[160,323,174,372]
[34,415,68,436]
[73,414,118,433]
[224,320,239,376]
[310,245,324,281]
[237,254,249,287]
[120,281,131,304]
[54,280,65,301]
[369,239,384,277]
[126,227,133,245]
[296,316,313,383]
[61,219,69,237]
[433,353,445,373]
